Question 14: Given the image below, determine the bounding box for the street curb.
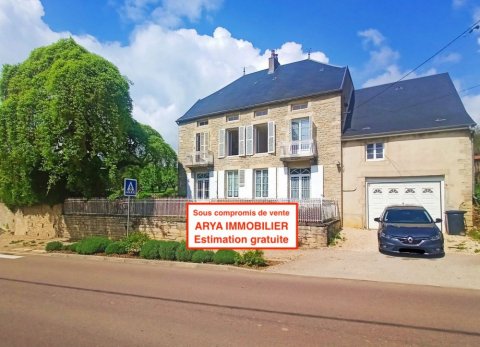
[42,252,262,273]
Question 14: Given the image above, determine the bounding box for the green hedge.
[159,241,179,260]
[45,241,63,252]
[139,240,163,259]
[76,237,112,255]
[105,241,128,255]
[68,242,78,252]
[191,250,215,263]
[123,232,150,254]
[175,241,195,262]
[241,250,266,266]
[213,250,238,264]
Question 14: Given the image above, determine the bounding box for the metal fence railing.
[63,198,339,224]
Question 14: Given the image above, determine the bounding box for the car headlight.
[380,231,391,239]
[430,233,442,241]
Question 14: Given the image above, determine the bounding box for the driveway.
[264,228,480,290]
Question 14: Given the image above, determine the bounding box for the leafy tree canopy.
[0,38,176,206]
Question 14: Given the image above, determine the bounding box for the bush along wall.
[45,234,267,267]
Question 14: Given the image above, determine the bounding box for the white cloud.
[357,28,438,88]
[121,0,223,28]
[358,28,385,47]
[462,93,480,124]
[0,0,328,150]
[433,52,462,64]
[453,0,467,9]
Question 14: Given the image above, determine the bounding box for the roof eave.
[341,124,475,141]
[177,88,344,125]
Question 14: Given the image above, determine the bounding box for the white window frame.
[197,119,208,126]
[254,109,268,117]
[226,128,240,156]
[291,102,308,111]
[195,172,210,200]
[366,142,384,161]
[289,168,311,200]
[254,169,269,198]
[226,114,239,122]
[225,170,239,198]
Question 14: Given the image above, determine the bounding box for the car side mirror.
[435,218,442,223]
[374,217,381,222]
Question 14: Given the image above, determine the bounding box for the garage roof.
[342,73,476,139]
[176,59,348,124]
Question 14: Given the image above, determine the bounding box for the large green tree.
[0,38,177,206]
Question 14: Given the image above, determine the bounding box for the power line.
[353,19,480,111]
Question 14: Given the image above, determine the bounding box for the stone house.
[176,52,476,229]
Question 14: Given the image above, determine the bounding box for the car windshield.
[383,209,433,224]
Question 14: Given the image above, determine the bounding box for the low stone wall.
[0,203,64,238]
[1,202,339,248]
[63,215,186,241]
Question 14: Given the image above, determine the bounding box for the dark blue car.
[375,205,444,256]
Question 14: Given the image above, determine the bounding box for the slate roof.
[176,59,348,124]
[342,73,476,139]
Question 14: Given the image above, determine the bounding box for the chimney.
[268,50,280,74]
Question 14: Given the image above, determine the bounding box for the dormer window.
[255,109,268,117]
[291,102,308,111]
[226,114,239,122]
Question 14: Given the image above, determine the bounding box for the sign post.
[123,178,138,237]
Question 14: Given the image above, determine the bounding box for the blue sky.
[1,0,480,149]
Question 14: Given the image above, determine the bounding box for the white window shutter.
[218,129,225,158]
[246,125,254,155]
[239,169,245,187]
[268,121,275,154]
[308,116,313,140]
[239,126,245,156]
[204,132,209,151]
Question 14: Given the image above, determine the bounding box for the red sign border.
[186,202,299,250]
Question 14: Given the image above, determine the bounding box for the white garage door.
[367,180,442,229]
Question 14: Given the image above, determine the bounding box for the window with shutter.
[268,121,275,154]
[246,125,254,155]
[239,126,245,156]
[239,170,245,187]
[218,129,225,158]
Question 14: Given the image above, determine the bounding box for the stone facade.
[178,93,344,206]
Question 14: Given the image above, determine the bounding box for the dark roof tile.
[177,59,347,123]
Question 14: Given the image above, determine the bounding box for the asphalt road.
[0,254,479,347]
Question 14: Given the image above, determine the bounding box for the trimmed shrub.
[213,250,238,264]
[69,242,78,252]
[122,232,151,254]
[105,241,128,255]
[139,240,162,259]
[242,250,267,266]
[191,250,215,263]
[76,236,112,255]
[175,241,195,262]
[158,241,179,260]
[45,241,63,252]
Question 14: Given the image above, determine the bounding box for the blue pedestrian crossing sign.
[124,178,137,197]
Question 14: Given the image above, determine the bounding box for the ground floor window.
[289,168,310,199]
[254,169,268,198]
[195,172,209,199]
[226,170,239,198]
